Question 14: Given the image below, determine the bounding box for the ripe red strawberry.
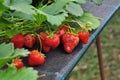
[44,34,60,49]
[42,44,51,53]
[78,31,89,44]
[40,32,48,40]
[24,34,36,48]
[11,34,25,48]
[28,50,45,66]
[59,25,69,31]
[40,32,51,53]
[13,59,24,70]
[62,33,79,53]
[56,25,69,38]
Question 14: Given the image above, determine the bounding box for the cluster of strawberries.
[11,34,45,69]
[40,25,89,53]
[12,50,45,70]
[11,25,89,70]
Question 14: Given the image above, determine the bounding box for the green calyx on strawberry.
[86,21,92,29]
[78,27,89,44]
[24,34,36,48]
[28,50,45,66]
[11,33,25,48]
[44,32,60,49]
[62,26,79,53]
[13,58,24,70]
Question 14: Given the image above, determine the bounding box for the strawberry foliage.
[0,43,29,68]
[0,0,102,40]
[0,0,102,80]
[0,66,38,80]
[0,43,38,80]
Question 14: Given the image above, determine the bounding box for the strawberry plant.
[0,42,37,80]
[0,43,29,68]
[0,43,42,80]
[0,0,102,41]
[0,0,103,80]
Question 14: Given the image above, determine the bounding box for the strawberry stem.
[36,34,42,52]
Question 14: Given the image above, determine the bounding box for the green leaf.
[0,57,12,68]
[10,4,35,14]
[4,0,35,15]
[39,0,72,25]
[0,67,38,80]
[0,43,14,58]
[40,0,68,15]
[4,0,32,5]
[34,13,47,25]
[0,43,14,68]
[13,11,36,21]
[13,48,30,57]
[92,0,102,5]
[0,18,8,29]
[0,3,8,16]
[0,0,4,3]
[76,13,100,30]
[0,66,17,78]
[76,0,87,4]
[46,11,68,26]
[66,2,84,16]
[5,29,18,38]
[0,43,30,68]
[38,9,68,25]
